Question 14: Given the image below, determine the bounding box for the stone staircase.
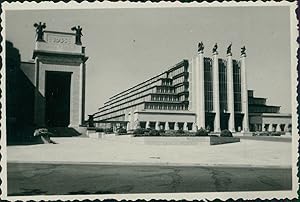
[47,127,83,137]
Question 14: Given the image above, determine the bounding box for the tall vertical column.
[81,63,86,125]
[212,52,221,132]
[78,63,83,126]
[146,121,150,129]
[34,58,42,126]
[195,47,205,129]
[165,122,169,130]
[130,109,134,130]
[227,52,235,132]
[240,50,249,132]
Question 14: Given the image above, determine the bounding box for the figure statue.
[241,46,246,56]
[212,43,218,54]
[71,25,83,45]
[227,43,232,55]
[198,41,204,53]
[33,22,46,41]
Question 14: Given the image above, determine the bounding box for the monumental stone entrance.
[31,23,88,129]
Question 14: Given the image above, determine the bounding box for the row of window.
[151,94,179,102]
[204,61,214,112]
[248,98,266,105]
[173,76,186,85]
[161,79,172,86]
[233,62,242,112]
[175,85,188,93]
[168,66,186,78]
[144,103,189,110]
[219,60,228,111]
[249,106,280,113]
[156,86,175,94]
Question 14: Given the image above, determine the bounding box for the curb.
[7,160,292,169]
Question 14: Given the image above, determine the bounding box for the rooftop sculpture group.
[34,22,83,45]
[197,42,246,56]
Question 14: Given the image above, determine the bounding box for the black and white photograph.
[1,1,298,201]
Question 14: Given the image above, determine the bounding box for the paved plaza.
[6,136,293,195]
[7,136,292,167]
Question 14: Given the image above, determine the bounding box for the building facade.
[6,24,88,142]
[94,43,291,133]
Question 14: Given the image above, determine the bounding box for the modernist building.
[94,43,249,132]
[93,42,291,133]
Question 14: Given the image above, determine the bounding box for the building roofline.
[21,61,35,64]
[261,113,292,117]
[249,104,280,108]
[44,30,75,36]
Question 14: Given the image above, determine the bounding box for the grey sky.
[5,6,292,117]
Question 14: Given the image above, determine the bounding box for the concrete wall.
[137,112,195,122]
[262,116,291,125]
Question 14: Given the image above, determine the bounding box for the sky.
[5,6,292,118]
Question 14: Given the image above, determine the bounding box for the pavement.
[7,135,292,168]
[7,163,292,195]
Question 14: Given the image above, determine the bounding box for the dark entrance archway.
[45,71,72,127]
[205,113,215,131]
[220,113,230,130]
[234,113,244,132]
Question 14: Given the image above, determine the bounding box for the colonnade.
[194,43,249,132]
[261,123,291,132]
[143,121,194,131]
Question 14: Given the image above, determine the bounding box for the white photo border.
[0,1,298,201]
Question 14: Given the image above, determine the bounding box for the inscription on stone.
[47,34,72,45]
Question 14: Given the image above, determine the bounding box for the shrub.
[133,128,146,134]
[95,128,104,132]
[176,129,185,134]
[206,125,211,133]
[159,129,165,134]
[117,128,127,134]
[195,127,208,136]
[104,128,113,134]
[149,129,160,136]
[271,131,282,136]
[220,129,233,137]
